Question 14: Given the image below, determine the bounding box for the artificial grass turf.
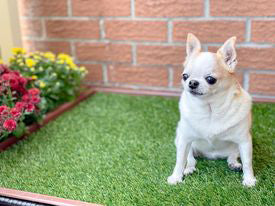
[0,93,274,206]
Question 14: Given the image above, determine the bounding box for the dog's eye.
[205,76,217,85]
[182,73,189,81]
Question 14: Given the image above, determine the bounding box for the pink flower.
[28,88,40,96]
[10,108,21,118]
[0,105,9,114]
[25,103,35,112]
[15,102,25,111]
[3,119,17,131]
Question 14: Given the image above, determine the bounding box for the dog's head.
[182,33,239,97]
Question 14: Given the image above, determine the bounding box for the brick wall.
[18,0,275,101]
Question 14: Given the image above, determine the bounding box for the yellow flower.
[57,59,65,64]
[33,54,41,60]
[26,58,36,67]
[79,66,87,73]
[58,53,72,61]
[31,75,38,80]
[0,59,3,64]
[17,58,23,63]
[12,48,26,55]
[44,52,55,61]
[30,67,35,72]
[9,57,15,63]
[39,81,46,88]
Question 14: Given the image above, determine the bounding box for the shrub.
[9,48,88,112]
[0,64,41,141]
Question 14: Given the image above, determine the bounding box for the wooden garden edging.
[0,88,96,152]
[0,188,101,206]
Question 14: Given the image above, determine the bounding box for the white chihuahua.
[167,33,256,187]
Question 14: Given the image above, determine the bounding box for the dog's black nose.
[189,80,199,89]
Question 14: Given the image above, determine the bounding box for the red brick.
[20,19,42,37]
[46,20,99,39]
[210,0,275,16]
[81,64,103,83]
[18,0,67,17]
[23,40,71,54]
[173,21,245,43]
[108,65,168,86]
[251,21,275,43]
[137,45,185,65]
[136,0,203,17]
[72,0,131,16]
[249,73,275,95]
[105,20,167,42]
[238,48,275,70]
[76,43,132,63]
[173,66,183,87]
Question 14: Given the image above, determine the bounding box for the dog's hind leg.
[184,148,197,175]
[227,151,242,172]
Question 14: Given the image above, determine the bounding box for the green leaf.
[12,121,26,138]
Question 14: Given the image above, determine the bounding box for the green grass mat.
[0,93,274,205]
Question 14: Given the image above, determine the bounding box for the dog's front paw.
[242,176,256,187]
[167,174,183,185]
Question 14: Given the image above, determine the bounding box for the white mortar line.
[168,67,173,88]
[245,18,251,42]
[102,64,108,84]
[204,0,210,17]
[167,20,173,43]
[131,0,135,19]
[23,36,275,48]
[99,18,105,39]
[21,15,275,21]
[243,70,250,91]
[41,18,47,40]
[243,69,275,74]
[252,94,275,99]
[132,43,137,65]
[70,41,76,59]
[67,0,72,16]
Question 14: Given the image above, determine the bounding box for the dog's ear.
[186,33,201,57]
[217,36,237,73]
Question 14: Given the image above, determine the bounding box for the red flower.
[25,103,35,112]
[19,77,27,86]
[28,88,40,96]
[3,119,17,131]
[15,102,25,111]
[2,73,19,90]
[10,108,21,118]
[30,96,40,104]
[22,94,30,102]
[0,105,9,114]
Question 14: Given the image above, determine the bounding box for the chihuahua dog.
[167,33,256,187]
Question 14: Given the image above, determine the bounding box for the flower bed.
[0,88,95,151]
[0,48,90,151]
